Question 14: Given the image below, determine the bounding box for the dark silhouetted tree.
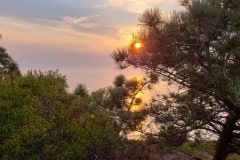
[112,1,240,159]
[0,47,21,77]
[89,75,149,137]
[74,83,89,97]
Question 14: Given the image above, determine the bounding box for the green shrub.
[0,71,119,159]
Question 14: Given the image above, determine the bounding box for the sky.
[0,0,182,92]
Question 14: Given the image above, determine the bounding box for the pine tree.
[112,1,240,159]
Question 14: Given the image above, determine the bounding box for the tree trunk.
[213,112,238,160]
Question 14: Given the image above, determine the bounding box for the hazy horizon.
[0,0,182,92]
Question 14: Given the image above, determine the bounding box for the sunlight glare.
[130,76,144,112]
[134,42,142,49]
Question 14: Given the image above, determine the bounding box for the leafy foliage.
[0,47,21,77]
[74,83,89,97]
[0,70,119,160]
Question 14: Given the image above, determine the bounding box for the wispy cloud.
[61,15,100,28]
[0,0,140,39]
[31,14,135,40]
[60,15,118,35]
[32,15,118,38]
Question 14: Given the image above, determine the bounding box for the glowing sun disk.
[134,42,142,49]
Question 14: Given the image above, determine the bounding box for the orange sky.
[0,0,182,92]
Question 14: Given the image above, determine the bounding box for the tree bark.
[213,112,239,160]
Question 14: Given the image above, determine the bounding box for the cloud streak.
[61,15,100,27]
[0,0,182,92]
[60,15,119,36]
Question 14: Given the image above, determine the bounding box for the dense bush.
[0,71,119,159]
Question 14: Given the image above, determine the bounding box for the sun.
[134,42,142,49]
